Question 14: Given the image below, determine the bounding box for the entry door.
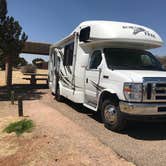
[84,50,102,107]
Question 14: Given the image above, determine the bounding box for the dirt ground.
[0,69,48,86]
[0,94,134,166]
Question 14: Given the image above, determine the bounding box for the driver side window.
[89,50,102,69]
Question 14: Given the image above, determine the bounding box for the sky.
[7,0,166,62]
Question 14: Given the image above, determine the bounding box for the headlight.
[123,83,143,102]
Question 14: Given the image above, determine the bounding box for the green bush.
[3,119,34,136]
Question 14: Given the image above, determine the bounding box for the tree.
[13,57,28,68]
[157,56,166,68]
[0,54,5,70]
[0,0,28,87]
[32,58,45,68]
[32,58,45,66]
[0,48,5,69]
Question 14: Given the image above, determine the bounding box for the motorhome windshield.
[104,48,163,71]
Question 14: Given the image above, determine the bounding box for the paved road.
[42,90,166,166]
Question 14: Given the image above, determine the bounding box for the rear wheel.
[101,99,127,132]
[55,86,63,102]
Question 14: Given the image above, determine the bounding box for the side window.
[63,42,74,66]
[53,51,57,66]
[89,50,102,69]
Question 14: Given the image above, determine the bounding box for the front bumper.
[119,101,166,116]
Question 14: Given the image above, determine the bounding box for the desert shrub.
[32,58,45,65]
[157,56,166,67]
[3,119,34,136]
[20,64,37,74]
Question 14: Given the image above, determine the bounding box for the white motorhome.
[49,20,166,131]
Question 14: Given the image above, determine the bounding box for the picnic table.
[23,73,48,85]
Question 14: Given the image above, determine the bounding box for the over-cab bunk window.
[63,42,74,66]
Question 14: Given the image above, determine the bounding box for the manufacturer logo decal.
[122,26,156,38]
[133,27,146,35]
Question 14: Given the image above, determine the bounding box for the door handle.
[86,78,88,83]
[103,75,109,79]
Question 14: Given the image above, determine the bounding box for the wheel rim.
[104,104,118,125]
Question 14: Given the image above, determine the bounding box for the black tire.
[101,99,127,132]
[55,86,63,102]
[95,110,103,123]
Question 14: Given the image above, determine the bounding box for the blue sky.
[7,0,166,62]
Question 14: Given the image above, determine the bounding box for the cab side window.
[89,50,102,69]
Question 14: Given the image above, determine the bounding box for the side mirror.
[79,26,90,42]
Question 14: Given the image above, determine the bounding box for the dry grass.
[0,69,48,86]
[0,103,21,157]
[0,116,20,157]
[4,119,34,136]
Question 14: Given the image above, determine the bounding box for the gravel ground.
[23,100,133,166]
[40,89,166,166]
[2,88,166,166]
[0,93,133,166]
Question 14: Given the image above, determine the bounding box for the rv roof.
[75,21,163,49]
[52,21,163,50]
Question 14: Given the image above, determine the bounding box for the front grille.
[155,83,166,100]
[143,78,166,102]
[147,83,152,99]
[158,107,166,112]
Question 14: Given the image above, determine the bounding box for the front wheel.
[101,99,127,132]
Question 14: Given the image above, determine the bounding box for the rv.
[49,21,165,131]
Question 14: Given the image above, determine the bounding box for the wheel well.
[98,91,119,110]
